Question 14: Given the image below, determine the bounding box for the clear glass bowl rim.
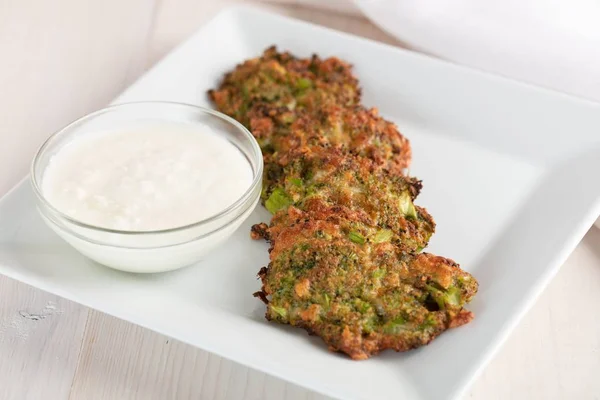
[30,101,263,236]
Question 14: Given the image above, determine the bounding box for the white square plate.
[1,6,600,400]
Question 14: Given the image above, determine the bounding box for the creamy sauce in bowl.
[41,122,253,231]
[32,102,262,273]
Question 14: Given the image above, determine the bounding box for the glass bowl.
[31,102,263,273]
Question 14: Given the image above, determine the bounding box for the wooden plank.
[69,311,331,400]
[0,276,88,400]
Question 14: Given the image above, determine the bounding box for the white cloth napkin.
[274,0,600,102]
[354,0,600,102]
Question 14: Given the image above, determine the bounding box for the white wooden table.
[1,1,600,399]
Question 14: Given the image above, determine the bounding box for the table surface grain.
[1,1,600,399]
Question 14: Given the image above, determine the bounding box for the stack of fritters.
[209,46,478,360]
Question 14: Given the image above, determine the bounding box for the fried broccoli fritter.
[208,46,360,126]
[255,214,477,360]
[263,147,434,252]
[208,46,411,175]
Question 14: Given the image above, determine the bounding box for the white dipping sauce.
[42,122,253,231]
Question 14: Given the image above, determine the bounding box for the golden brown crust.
[250,222,269,240]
